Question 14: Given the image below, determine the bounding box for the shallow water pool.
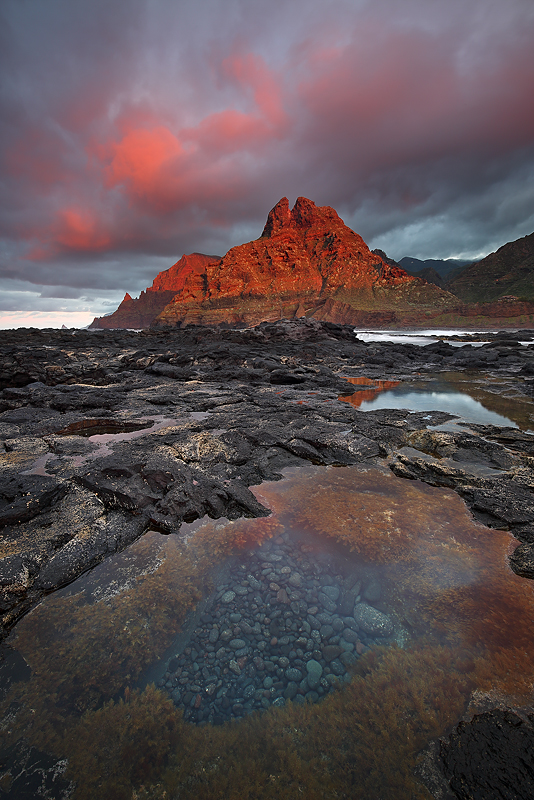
[340,373,534,431]
[1,464,533,799]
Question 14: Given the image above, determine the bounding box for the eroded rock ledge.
[1,319,534,641]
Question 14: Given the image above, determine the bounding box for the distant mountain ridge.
[90,253,220,329]
[445,232,534,303]
[399,256,473,277]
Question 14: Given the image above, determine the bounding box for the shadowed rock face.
[153,197,456,328]
[446,231,534,303]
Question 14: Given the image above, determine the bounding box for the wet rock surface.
[440,709,534,800]
[156,530,391,722]
[1,320,534,640]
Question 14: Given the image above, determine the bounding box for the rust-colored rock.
[154,197,456,328]
[89,253,220,329]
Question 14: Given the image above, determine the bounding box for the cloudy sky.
[1,0,534,328]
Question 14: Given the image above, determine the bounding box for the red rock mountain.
[90,253,220,329]
[90,197,461,329]
[154,197,456,328]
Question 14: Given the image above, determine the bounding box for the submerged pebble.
[159,532,395,725]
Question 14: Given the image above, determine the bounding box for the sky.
[1,0,534,328]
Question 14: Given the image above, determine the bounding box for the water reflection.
[340,373,534,430]
[353,329,494,347]
[339,377,400,408]
[2,465,534,799]
[358,388,517,428]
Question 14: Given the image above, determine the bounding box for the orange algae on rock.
[3,465,534,799]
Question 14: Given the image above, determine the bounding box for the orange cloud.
[55,208,111,250]
[27,208,111,259]
[104,126,185,198]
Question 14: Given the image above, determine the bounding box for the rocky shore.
[3,318,534,799]
[1,318,534,643]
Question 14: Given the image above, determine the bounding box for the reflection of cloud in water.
[358,389,517,428]
[354,329,492,347]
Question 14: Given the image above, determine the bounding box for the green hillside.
[446,232,534,303]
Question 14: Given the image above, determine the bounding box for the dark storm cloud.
[1,0,533,324]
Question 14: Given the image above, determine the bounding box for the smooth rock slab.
[353,603,393,636]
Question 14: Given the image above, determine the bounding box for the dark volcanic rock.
[1,319,534,639]
[440,709,534,800]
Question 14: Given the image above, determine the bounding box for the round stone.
[321,585,340,602]
[353,603,393,636]
[221,590,235,603]
[229,638,246,650]
[318,593,337,613]
[285,667,303,682]
[306,659,323,689]
[322,644,344,662]
[330,659,345,676]
[284,681,299,700]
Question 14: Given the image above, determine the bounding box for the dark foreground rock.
[1,319,534,642]
[440,709,534,800]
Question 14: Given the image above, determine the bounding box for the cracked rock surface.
[2,319,534,639]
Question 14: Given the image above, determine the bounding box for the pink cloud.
[295,20,534,171]
[3,1,533,277]
[27,207,111,260]
[104,126,185,204]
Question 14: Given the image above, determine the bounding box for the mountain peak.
[261,197,291,237]
[91,196,458,330]
[261,196,345,239]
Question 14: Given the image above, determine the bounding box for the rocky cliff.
[90,199,534,331]
[89,253,220,329]
[153,197,456,328]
